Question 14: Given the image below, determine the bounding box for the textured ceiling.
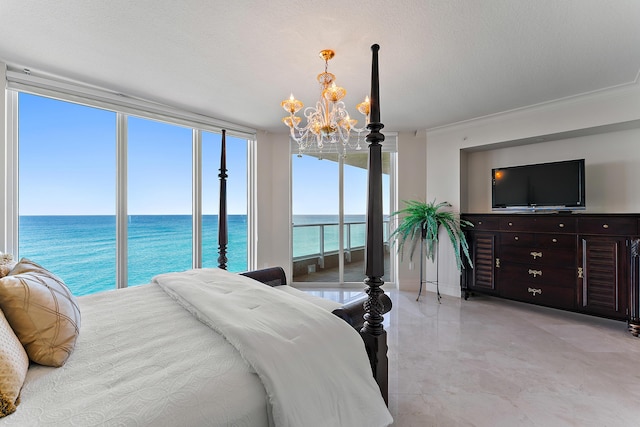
[1,0,639,134]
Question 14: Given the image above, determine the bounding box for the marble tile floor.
[309,288,640,426]
[384,291,640,427]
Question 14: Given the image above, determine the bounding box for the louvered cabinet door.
[578,236,629,320]
[470,232,498,292]
[629,238,640,336]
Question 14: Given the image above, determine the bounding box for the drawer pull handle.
[559,223,565,228]
[528,269,543,278]
[552,238,557,243]
[514,236,519,241]
[528,287,542,296]
[602,224,609,229]
[496,258,500,268]
[530,251,543,259]
[578,267,583,279]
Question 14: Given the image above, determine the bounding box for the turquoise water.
[17,214,381,296]
[17,214,375,296]
[18,215,248,296]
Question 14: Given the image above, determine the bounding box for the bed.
[1,264,391,426]
[0,44,392,426]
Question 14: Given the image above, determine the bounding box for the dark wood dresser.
[461,213,640,336]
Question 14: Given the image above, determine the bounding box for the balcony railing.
[292,220,390,278]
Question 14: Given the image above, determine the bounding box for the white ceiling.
[1,0,639,134]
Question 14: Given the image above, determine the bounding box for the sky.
[291,152,390,216]
[18,92,386,217]
[18,93,247,215]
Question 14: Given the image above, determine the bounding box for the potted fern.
[390,200,473,300]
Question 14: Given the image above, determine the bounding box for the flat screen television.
[492,159,586,211]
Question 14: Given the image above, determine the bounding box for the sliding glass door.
[291,143,394,285]
[292,153,340,283]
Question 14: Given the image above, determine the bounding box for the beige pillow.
[0,259,81,367]
[0,308,29,417]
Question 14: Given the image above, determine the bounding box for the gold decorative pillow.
[0,259,81,367]
[0,253,16,278]
[0,308,29,417]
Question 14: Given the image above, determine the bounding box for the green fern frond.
[389,199,473,271]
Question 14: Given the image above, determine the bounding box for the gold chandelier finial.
[319,49,335,62]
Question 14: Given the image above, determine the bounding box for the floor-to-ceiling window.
[127,117,193,286]
[13,88,252,296]
[18,94,117,295]
[291,136,396,285]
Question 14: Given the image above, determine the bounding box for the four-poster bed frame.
[0,45,392,425]
[215,44,390,403]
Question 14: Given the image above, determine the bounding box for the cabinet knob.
[559,223,565,228]
[478,221,482,225]
[528,269,543,278]
[552,238,557,243]
[602,224,609,229]
[508,222,513,226]
[514,236,519,241]
[528,287,542,296]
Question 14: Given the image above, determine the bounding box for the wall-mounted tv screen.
[492,159,586,211]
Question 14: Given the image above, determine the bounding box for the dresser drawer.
[499,246,576,267]
[466,216,501,231]
[535,233,576,249]
[500,281,576,310]
[499,264,577,288]
[500,233,576,250]
[499,232,535,247]
[501,217,576,233]
[577,217,638,235]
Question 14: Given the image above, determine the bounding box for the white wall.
[426,82,640,298]
[395,131,427,292]
[465,129,640,213]
[255,131,291,278]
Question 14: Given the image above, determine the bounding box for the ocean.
[18,215,248,296]
[17,214,370,296]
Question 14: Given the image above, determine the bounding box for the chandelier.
[281,49,370,156]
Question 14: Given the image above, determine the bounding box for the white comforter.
[154,268,393,427]
[2,280,270,426]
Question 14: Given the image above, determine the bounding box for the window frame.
[4,71,256,291]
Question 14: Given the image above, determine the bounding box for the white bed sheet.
[1,283,269,427]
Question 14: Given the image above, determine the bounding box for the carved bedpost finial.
[218,129,228,270]
[361,43,389,405]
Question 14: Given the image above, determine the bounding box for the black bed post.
[361,43,389,405]
[218,129,228,270]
